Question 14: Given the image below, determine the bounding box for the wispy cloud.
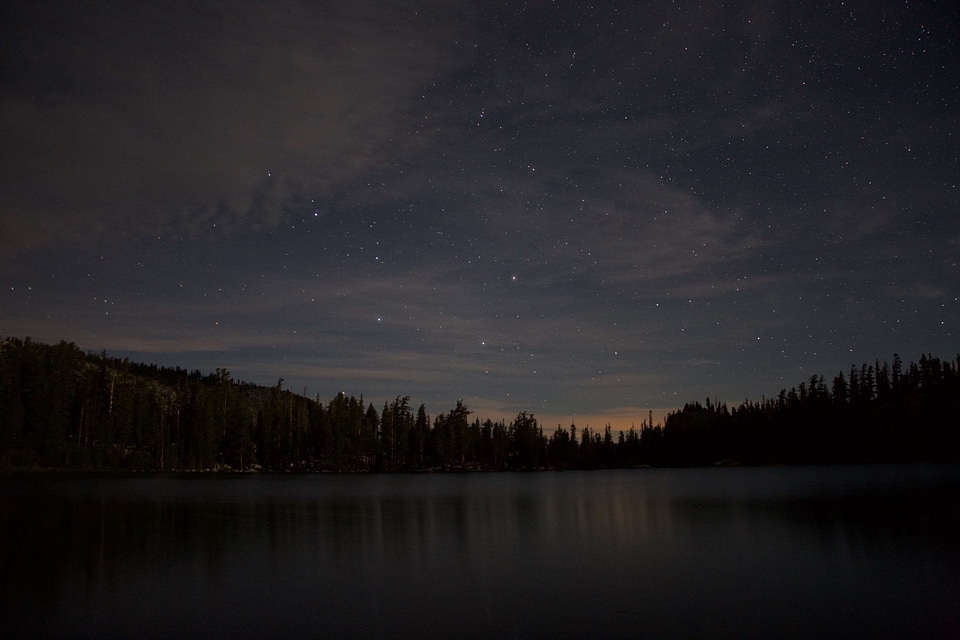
[0,1,471,251]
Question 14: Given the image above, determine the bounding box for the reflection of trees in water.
[0,473,681,608]
[1,492,234,611]
[3,469,959,638]
[774,486,960,555]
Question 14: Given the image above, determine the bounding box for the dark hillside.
[1,337,957,470]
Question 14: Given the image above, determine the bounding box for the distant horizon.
[7,333,943,437]
[3,336,957,473]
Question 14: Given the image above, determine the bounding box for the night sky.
[2,1,958,430]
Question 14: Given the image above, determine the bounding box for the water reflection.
[2,466,959,639]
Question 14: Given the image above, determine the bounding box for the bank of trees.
[0,337,957,470]
[659,354,960,465]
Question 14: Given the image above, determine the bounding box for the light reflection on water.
[2,466,959,639]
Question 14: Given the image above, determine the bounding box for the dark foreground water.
[2,466,959,639]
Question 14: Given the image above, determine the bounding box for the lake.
[2,465,959,639]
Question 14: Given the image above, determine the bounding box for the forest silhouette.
[1,337,957,471]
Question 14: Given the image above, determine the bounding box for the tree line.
[658,354,960,465]
[1,337,957,470]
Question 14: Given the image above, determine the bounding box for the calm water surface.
[2,465,959,639]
